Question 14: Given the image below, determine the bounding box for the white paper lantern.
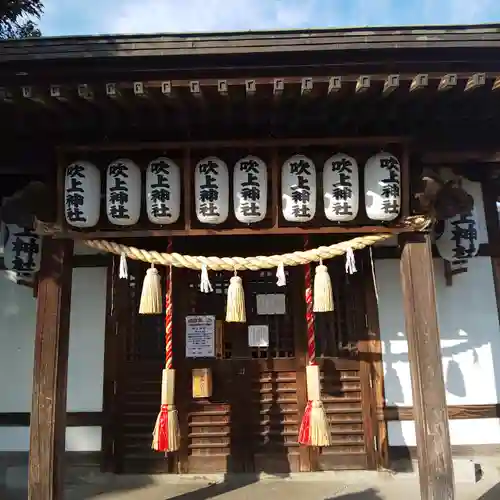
[281,154,316,222]
[194,156,229,224]
[435,181,479,264]
[323,153,359,222]
[145,157,181,225]
[64,161,101,228]
[364,152,401,221]
[2,223,41,273]
[233,155,267,224]
[106,158,141,226]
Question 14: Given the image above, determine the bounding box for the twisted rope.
[304,237,316,365]
[164,238,173,370]
[85,234,389,271]
[83,216,431,271]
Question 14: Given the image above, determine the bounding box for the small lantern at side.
[145,157,181,225]
[194,156,229,224]
[282,154,317,223]
[2,223,41,273]
[106,158,142,226]
[323,153,359,222]
[233,155,267,223]
[364,152,401,221]
[435,179,480,266]
[64,161,101,228]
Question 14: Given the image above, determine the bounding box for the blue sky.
[39,0,500,37]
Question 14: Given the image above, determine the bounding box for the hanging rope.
[85,234,387,270]
[304,241,316,365]
[165,238,173,370]
[82,216,431,271]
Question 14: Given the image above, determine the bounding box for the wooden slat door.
[313,254,378,470]
[175,265,307,474]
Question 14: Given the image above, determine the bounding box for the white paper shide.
[364,152,401,221]
[106,158,141,226]
[195,156,229,224]
[233,155,267,223]
[64,161,101,228]
[323,153,359,221]
[281,154,316,222]
[2,223,41,273]
[146,157,181,224]
[435,180,479,265]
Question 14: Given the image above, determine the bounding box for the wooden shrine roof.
[1,23,500,63]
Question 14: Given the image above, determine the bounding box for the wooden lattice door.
[174,264,309,474]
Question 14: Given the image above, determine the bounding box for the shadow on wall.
[375,254,500,469]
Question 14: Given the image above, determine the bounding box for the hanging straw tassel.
[225,271,246,322]
[276,262,286,287]
[152,368,181,452]
[200,263,213,293]
[313,259,334,312]
[298,365,332,447]
[139,264,163,315]
[119,252,128,279]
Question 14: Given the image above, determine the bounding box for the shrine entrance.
[106,236,379,474]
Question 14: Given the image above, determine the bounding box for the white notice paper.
[248,325,270,347]
[256,294,286,315]
[185,315,215,358]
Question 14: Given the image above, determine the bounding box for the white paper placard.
[248,325,270,347]
[256,294,286,315]
[185,315,215,358]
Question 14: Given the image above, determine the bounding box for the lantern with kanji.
[146,157,181,225]
[364,152,401,221]
[233,155,267,224]
[435,179,480,265]
[282,154,316,223]
[106,158,142,226]
[64,161,101,228]
[2,223,41,273]
[323,153,359,222]
[194,156,229,224]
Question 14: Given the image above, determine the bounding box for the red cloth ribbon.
[156,404,170,451]
[298,400,313,445]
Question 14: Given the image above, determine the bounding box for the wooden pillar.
[399,232,454,500]
[28,238,74,500]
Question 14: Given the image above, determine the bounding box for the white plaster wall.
[0,265,107,452]
[377,257,500,446]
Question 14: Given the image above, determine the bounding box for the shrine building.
[0,23,500,500]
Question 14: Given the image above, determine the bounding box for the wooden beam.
[59,135,408,153]
[245,79,257,96]
[399,232,454,500]
[301,77,313,96]
[189,80,202,98]
[410,74,429,92]
[28,237,74,500]
[438,74,458,92]
[383,74,400,96]
[49,223,418,240]
[327,76,342,94]
[355,75,371,93]
[465,73,486,92]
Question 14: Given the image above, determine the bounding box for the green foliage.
[0,0,43,39]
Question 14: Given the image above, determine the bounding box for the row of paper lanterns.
[1,180,480,274]
[63,152,403,228]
